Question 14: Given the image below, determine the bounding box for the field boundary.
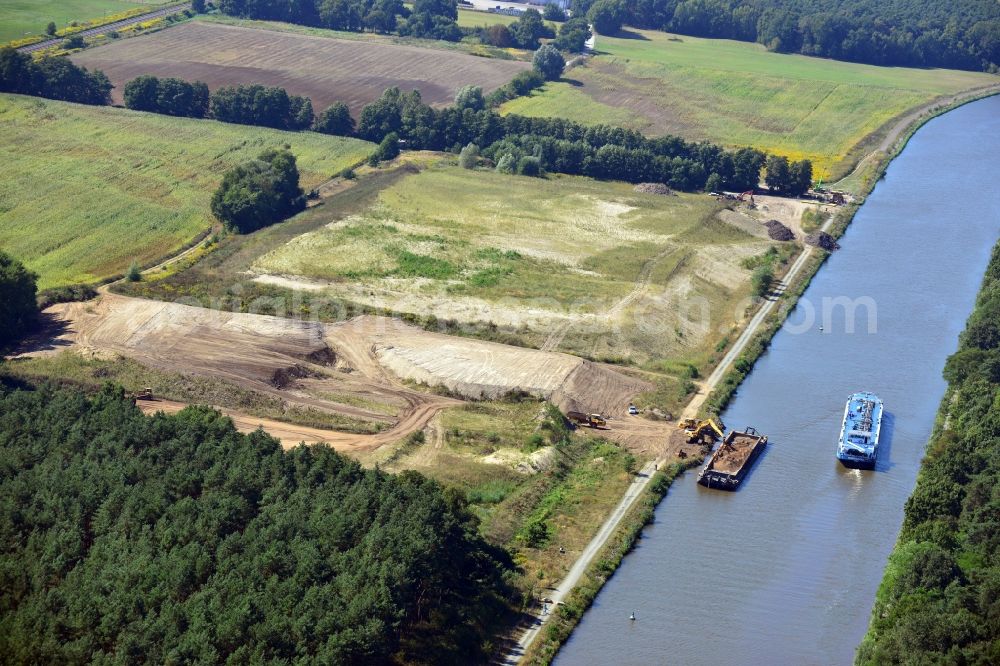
[15,3,188,53]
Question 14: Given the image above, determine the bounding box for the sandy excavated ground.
[20,295,679,456]
[718,195,836,241]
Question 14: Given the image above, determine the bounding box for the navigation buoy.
[630,611,636,621]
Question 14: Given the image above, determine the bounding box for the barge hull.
[697,427,768,490]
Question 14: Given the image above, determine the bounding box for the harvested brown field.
[71,21,530,112]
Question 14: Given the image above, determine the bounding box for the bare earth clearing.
[20,293,680,457]
[71,21,530,112]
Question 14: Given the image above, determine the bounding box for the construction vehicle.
[567,411,607,428]
[131,387,154,402]
[738,190,755,205]
[678,417,700,431]
[678,418,725,443]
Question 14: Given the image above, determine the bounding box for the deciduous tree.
[533,44,566,80]
[0,251,38,350]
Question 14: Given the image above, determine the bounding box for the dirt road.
[135,398,375,449]
[501,458,660,666]
[834,83,1000,190]
[134,397,458,450]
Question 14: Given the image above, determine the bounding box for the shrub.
[37,284,97,309]
[375,131,401,162]
[482,24,513,47]
[459,142,479,169]
[509,69,545,95]
[125,260,142,282]
[751,265,773,298]
[516,155,543,176]
[495,153,516,174]
[63,35,85,49]
[522,517,550,547]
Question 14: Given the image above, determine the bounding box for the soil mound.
[764,219,794,241]
[805,231,840,251]
[634,183,673,195]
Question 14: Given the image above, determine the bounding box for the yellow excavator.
[678,418,725,444]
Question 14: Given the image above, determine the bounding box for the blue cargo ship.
[836,392,883,468]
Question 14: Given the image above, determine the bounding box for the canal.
[554,95,1000,665]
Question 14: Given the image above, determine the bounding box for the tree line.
[124,77,316,130]
[569,0,1000,72]
[217,0,598,54]
[857,239,1000,663]
[355,86,772,191]
[114,69,783,192]
[0,48,110,105]
[0,383,515,664]
[218,0,464,41]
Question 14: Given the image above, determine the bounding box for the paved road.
[17,3,188,53]
[501,459,659,665]
[682,211,836,419]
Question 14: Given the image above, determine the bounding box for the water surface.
[555,95,1000,666]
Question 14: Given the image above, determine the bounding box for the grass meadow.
[0,94,372,289]
[380,398,637,596]
[503,29,998,178]
[455,8,520,28]
[255,161,772,365]
[0,0,168,44]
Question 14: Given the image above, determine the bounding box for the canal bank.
[550,94,1000,665]
[511,88,1000,664]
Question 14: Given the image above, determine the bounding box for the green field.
[255,160,771,365]
[502,29,998,178]
[0,0,168,43]
[0,94,372,289]
[456,7,520,28]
